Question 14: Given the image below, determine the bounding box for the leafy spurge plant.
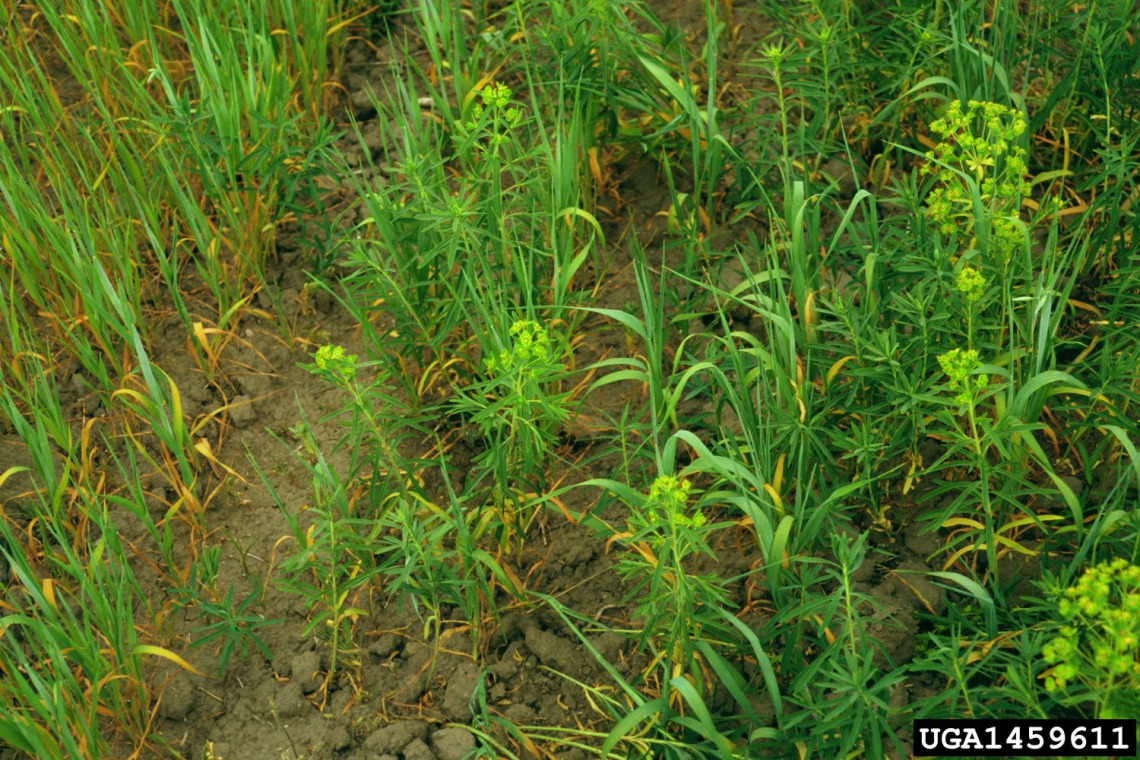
[923,100,1030,263]
[616,474,729,688]
[474,319,569,462]
[933,347,1011,597]
[304,343,405,479]
[454,319,571,551]
[465,82,523,161]
[1042,559,1140,718]
[484,319,551,378]
[467,83,521,135]
[459,81,526,256]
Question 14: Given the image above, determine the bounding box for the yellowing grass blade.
[762,483,783,518]
[993,534,1040,556]
[942,516,984,530]
[826,355,857,384]
[134,644,205,677]
[192,321,218,369]
[942,543,980,570]
[326,7,375,38]
[0,465,29,490]
[194,438,247,482]
[42,578,58,610]
[902,452,921,495]
[632,542,658,567]
[498,561,525,593]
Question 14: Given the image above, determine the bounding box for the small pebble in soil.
[1038,475,1084,509]
[347,75,377,119]
[237,372,274,399]
[290,650,322,694]
[560,540,595,569]
[278,288,299,319]
[902,518,941,556]
[504,703,538,723]
[327,724,352,751]
[273,679,310,719]
[184,377,212,404]
[402,739,435,760]
[345,43,368,65]
[851,552,877,584]
[364,720,429,754]
[820,157,859,199]
[896,559,947,614]
[432,726,476,760]
[590,632,624,663]
[394,669,430,703]
[863,593,920,670]
[360,120,385,159]
[441,662,481,721]
[368,632,402,658]
[227,394,257,429]
[156,672,196,721]
[718,259,754,324]
[496,612,525,641]
[488,658,517,680]
[523,626,579,675]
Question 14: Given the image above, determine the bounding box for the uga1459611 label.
[913,719,1137,757]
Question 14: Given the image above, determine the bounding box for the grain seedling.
[266,424,384,696]
[770,533,909,758]
[0,398,195,756]
[579,247,674,452]
[340,85,475,392]
[662,321,798,605]
[380,471,516,651]
[272,344,433,680]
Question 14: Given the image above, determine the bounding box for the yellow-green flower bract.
[466,82,523,133]
[484,320,553,378]
[313,344,357,382]
[938,348,988,404]
[646,475,706,529]
[956,265,988,302]
[1042,560,1140,705]
[923,100,1030,260]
